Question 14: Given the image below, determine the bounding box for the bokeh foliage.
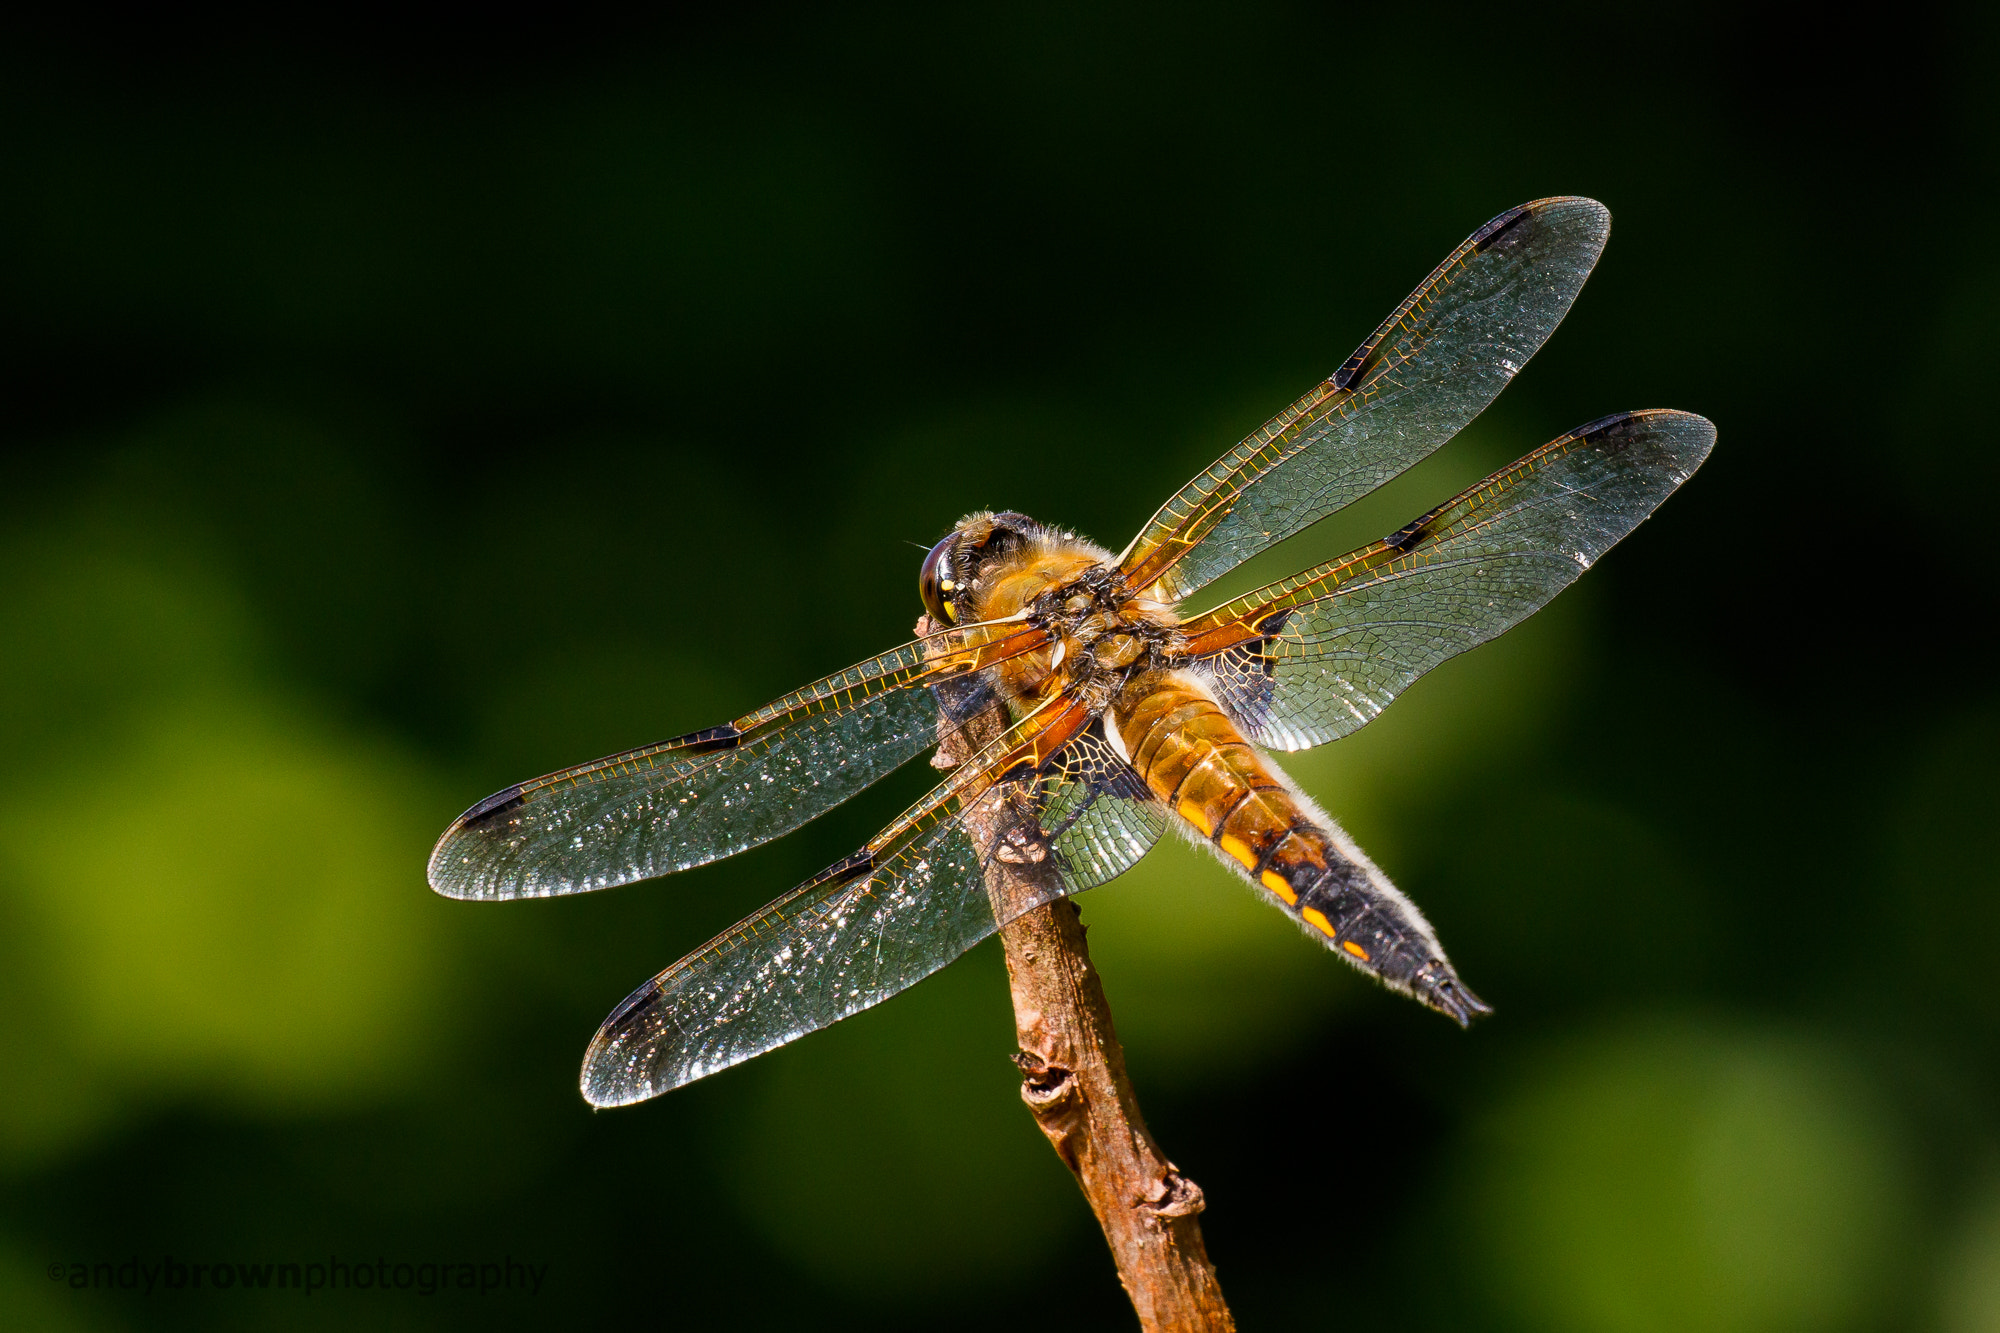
[0,4,1995,1329]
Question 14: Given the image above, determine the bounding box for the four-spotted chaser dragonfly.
[430,197,1713,1107]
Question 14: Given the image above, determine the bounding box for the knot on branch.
[1140,1169,1207,1221]
[1011,1051,1078,1110]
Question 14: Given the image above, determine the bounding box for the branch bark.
[923,617,1234,1333]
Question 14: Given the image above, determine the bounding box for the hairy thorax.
[941,514,1184,719]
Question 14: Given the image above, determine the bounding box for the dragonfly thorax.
[926,512,1182,713]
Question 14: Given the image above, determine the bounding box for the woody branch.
[921,615,1234,1333]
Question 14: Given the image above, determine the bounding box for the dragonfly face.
[428,197,1716,1107]
[918,509,1040,626]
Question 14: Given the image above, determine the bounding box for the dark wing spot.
[1472,202,1536,252]
[804,848,876,891]
[1577,412,1639,449]
[1385,496,1456,553]
[1332,341,1381,391]
[996,757,1038,787]
[1384,520,1428,553]
[602,977,663,1031]
[1245,610,1292,677]
[456,785,525,830]
[678,724,743,755]
[1096,732,1160,792]
[1099,759,1153,803]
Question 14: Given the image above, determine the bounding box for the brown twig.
[923,617,1235,1333]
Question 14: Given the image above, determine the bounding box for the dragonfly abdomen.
[1113,672,1492,1026]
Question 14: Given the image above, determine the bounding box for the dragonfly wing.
[1182,410,1715,750]
[1120,197,1611,603]
[427,621,1045,900]
[580,709,1165,1105]
[1031,720,1169,889]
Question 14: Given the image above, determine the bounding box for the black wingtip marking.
[1472,202,1536,252]
[1577,412,1640,448]
[456,785,525,831]
[602,978,662,1032]
[678,723,743,755]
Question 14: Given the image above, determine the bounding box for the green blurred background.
[1,3,1995,1329]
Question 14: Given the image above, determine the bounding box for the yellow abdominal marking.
[1259,871,1297,905]
[1300,906,1335,937]
[1177,800,1213,837]
[1342,940,1370,961]
[1218,833,1256,869]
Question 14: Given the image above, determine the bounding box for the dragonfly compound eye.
[919,532,961,624]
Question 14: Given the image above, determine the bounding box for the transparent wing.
[1181,410,1714,751]
[1118,197,1611,604]
[427,620,1048,900]
[580,707,1166,1105]
[1030,721,1169,888]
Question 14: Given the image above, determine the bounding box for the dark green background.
[3,4,1996,1330]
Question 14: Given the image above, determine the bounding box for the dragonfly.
[429,196,1713,1108]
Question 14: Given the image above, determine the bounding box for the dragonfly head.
[920,511,1038,625]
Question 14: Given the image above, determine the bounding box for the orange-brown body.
[960,530,1176,713]
[938,514,1459,1004]
[1111,670,1423,968]
[1115,676,1319,905]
